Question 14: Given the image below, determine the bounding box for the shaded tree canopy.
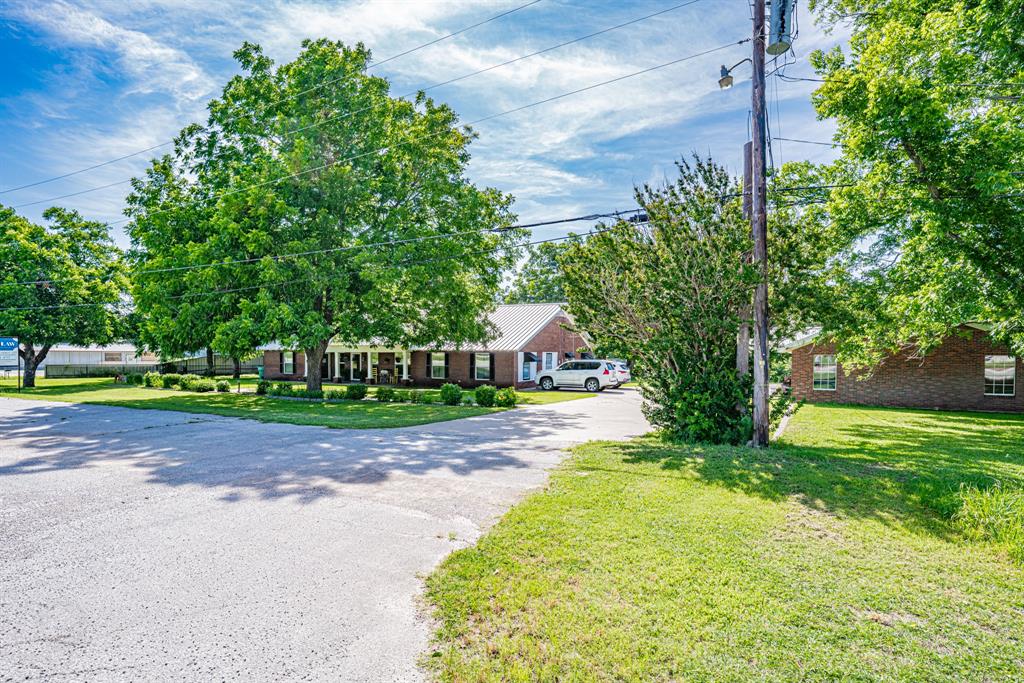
[504,241,571,304]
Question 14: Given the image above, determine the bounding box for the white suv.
[536,360,617,392]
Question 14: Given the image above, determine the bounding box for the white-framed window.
[543,352,556,370]
[431,352,447,379]
[985,355,1015,396]
[103,352,122,363]
[283,351,294,374]
[474,353,491,381]
[521,355,532,381]
[812,354,836,391]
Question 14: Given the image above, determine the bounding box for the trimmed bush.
[126,373,144,386]
[293,388,324,400]
[393,389,412,403]
[269,382,293,397]
[325,388,347,401]
[161,373,182,389]
[346,384,368,401]
[474,385,497,407]
[255,379,271,396]
[144,371,162,387]
[440,383,462,406]
[192,378,217,393]
[494,387,517,408]
[216,379,231,393]
[376,387,396,402]
[178,374,202,391]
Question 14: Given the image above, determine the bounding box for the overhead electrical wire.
[0,0,546,195]
[12,0,711,210]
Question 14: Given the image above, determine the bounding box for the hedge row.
[142,372,231,393]
[258,382,517,407]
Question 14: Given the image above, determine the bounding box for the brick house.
[786,324,1022,412]
[262,303,588,389]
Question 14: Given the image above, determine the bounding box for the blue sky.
[0,0,848,247]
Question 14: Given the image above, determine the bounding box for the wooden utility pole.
[750,0,770,446]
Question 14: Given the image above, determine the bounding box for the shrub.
[161,373,182,389]
[494,387,518,408]
[422,390,441,404]
[269,382,293,397]
[377,387,396,402]
[325,388,346,401]
[216,379,231,393]
[255,379,271,396]
[192,378,217,393]
[393,389,412,403]
[293,388,324,400]
[144,371,162,388]
[440,383,463,406]
[346,384,368,401]
[474,385,497,407]
[953,483,1024,563]
[178,374,202,391]
[127,373,144,386]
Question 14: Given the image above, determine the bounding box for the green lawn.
[0,378,500,429]
[425,404,1024,681]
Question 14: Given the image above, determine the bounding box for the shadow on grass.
[612,405,1024,541]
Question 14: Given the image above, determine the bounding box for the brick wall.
[516,314,589,388]
[410,350,515,388]
[262,350,305,381]
[791,326,1024,412]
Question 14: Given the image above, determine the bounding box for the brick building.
[262,303,588,389]
[786,324,1022,412]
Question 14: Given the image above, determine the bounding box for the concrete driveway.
[0,388,648,681]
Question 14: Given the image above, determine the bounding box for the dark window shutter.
[489,353,495,380]
[444,352,450,379]
[469,353,476,380]
[279,351,283,371]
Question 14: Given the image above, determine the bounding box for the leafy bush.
[216,379,231,393]
[255,379,271,396]
[325,388,347,401]
[440,383,462,406]
[192,378,217,393]
[161,373,182,389]
[769,388,803,435]
[178,374,202,391]
[144,371,162,387]
[377,387,396,402]
[953,483,1024,563]
[269,382,293,397]
[293,388,324,400]
[494,387,518,408]
[127,373,144,386]
[393,389,412,403]
[474,385,497,407]
[346,384,368,400]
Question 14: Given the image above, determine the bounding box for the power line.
[773,136,839,147]
[0,210,642,288]
[0,224,634,312]
[95,39,747,229]
[0,0,545,196]
[15,0,710,211]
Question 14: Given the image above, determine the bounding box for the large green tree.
[806,0,1024,363]
[128,40,521,389]
[504,241,571,304]
[0,206,125,386]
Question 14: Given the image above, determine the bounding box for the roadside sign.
[0,337,17,364]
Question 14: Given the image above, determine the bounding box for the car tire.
[540,376,555,391]
[584,378,600,392]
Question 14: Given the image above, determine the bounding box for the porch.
[320,347,411,385]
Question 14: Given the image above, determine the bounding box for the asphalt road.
[0,388,648,681]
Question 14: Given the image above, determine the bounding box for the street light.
[719,58,752,90]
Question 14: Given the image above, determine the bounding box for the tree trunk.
[205,347,215,376]
[232,357,241,379]
[304,340,330,392]
[19,342,51,388]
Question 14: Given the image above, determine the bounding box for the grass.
[424,404,1024,681]
[0,377,500,429]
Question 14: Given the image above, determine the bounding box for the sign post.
[0,337,19,392]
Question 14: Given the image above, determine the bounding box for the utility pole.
[736,141,752,380]
[750,0,770,446]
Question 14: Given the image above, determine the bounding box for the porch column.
[402,350,409,381]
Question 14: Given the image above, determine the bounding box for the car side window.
[556,362,573,371]
[583,361,600,370]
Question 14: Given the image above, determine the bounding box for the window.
[431,352,447,379]
[103,352,122,363]
[474,353,491,381]
[543,352,556,370]
[521,355,532,381]
[812,354,836,391]
[283,351,294,374]
[985,355,1015,396]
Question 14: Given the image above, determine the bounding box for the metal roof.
[453,303,568,352]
